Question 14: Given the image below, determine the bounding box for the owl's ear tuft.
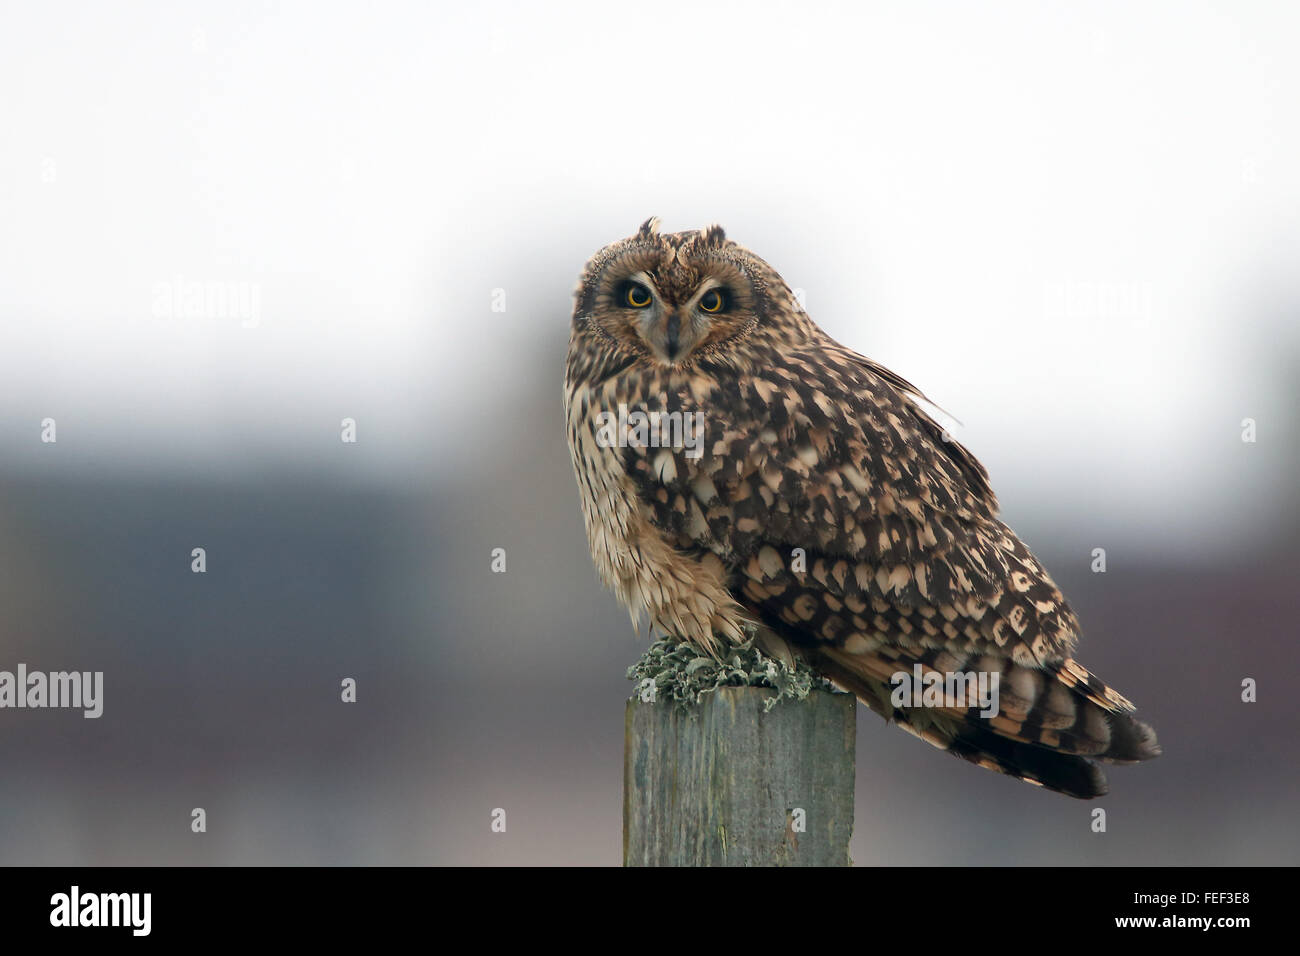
[637,217,661,239]
[701,223,727,245]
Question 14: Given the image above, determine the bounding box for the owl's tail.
[805,644,1161,799]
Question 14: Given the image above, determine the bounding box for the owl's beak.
[638,306,694,365]
[664,312,681,359]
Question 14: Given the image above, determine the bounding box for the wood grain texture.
[624,687,855,866]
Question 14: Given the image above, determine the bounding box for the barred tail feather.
[807,646,1161,799]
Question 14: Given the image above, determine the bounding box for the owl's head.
[572,218,805,368]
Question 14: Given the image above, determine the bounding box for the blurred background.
[1,0,1297,865]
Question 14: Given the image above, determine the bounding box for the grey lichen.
[627,634,836,713]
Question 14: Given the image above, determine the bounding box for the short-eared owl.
[564,218,1160,798]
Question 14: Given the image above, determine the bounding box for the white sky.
[1,0,1297,552]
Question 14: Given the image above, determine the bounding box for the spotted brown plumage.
[564,219,1161,798]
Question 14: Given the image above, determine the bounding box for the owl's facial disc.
[582,234,761,367]
[617,273,734,366]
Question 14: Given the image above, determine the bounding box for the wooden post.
[624,686,856,866]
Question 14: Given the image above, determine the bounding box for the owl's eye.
[624,283,653,308]
[699,289,728,313]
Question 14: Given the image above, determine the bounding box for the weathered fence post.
[624,686,856,866]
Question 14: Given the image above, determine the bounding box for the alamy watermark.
[50,886,150,936]
[152,275,261,327]
[594,403,706,460]
[890,664,1000,718]
[1043,280,1155,321]
[0,665,103,718]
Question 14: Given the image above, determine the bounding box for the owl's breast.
[564,376,640,598]
[563,366,748,652]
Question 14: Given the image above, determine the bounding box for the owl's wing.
[622,342,1159,797]
[628,341,1078,663]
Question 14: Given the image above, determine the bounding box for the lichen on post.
[623,638,856,867]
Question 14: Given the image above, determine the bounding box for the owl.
[564,218,1160,798]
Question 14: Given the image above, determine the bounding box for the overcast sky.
[1,0,1296,554]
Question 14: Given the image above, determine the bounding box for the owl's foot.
[626,632,829,711]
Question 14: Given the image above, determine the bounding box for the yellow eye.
[699,289,726,313]
[625,283,652,308]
